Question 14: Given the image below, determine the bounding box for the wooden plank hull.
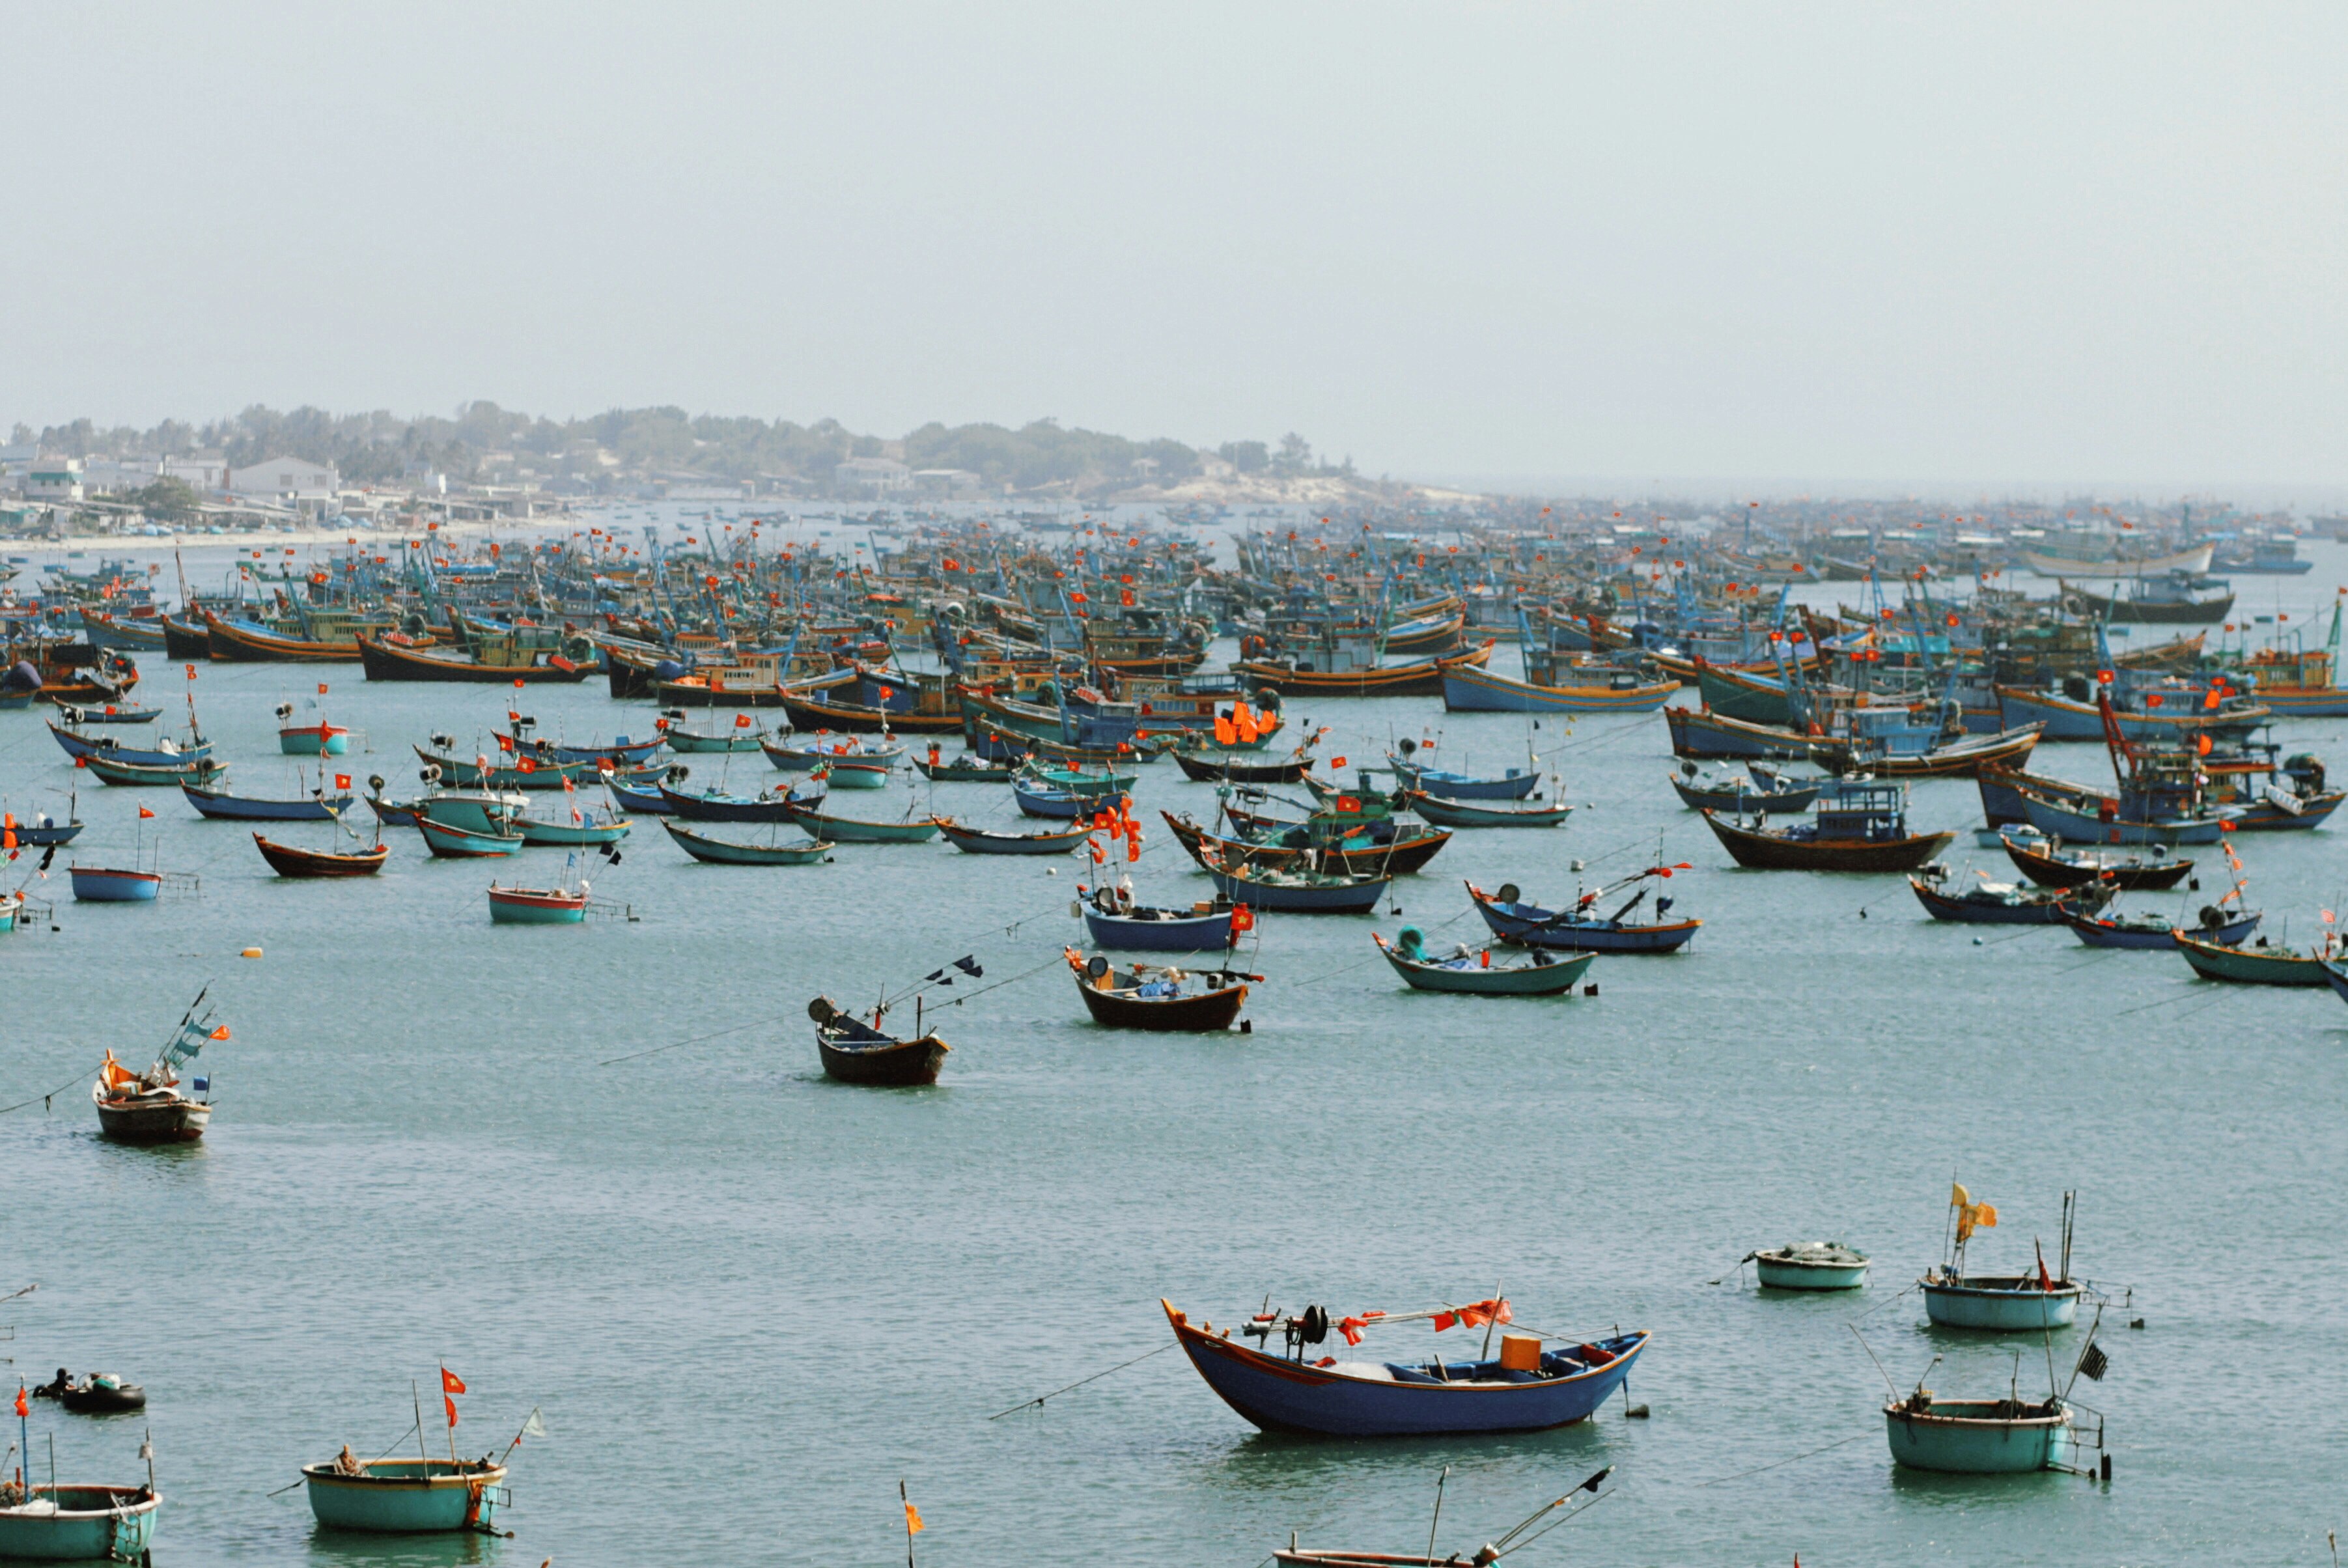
[253,833,387,877]
[1703,809,1954,871]
[1233,641,1492,699]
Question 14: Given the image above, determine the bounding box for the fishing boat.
[91,990,223,1143]
[2062,903,2259,950]
[1667,761,1821,814]
[1398,791,1572,830]
[659,777,819,823]
[275,699,350,755]
[182,779,355,822]
[1163,1297,1647,1436]
[1388,744,1539,801]
[809,994,947,1085]
[1442,658,1677,712]
[912,749,1017,782]
[201,608,363,661]
[934,818,1092,855]
[1203,854,1388,914]
[1884,1392,2076,1474]
[1067,950,1251,1029]
[48,722,212,769]
[53,704,158,726]
[68,866,162,903]
[3,807,83,847]
[1906,865,2115,925]
[1373,928,1593,994]
[1920,1186,2085,1330]
[357,631,595,683]
[36,1375,147,1416]
[662,820,832,865]
[512,805,632,847]
[1272,1469,1616,1567]
[1011,774,1113,819]
[417,819,525,858]
[2000,834,2191,891]
[2014,783,2230,847]
[1704,779,1954,871]
[1081,882,1242,950]
[253,833,389,878]
[2174,928,2336,985]
[0,1483,160,1562]
[784,802,943,844]
[1170,746,1314,785]
[413,744,656,793]
[661,715,768,753]
[412,786,528,837]
[486,882,589,924]
[301,1455,509,1533]
[81,753,225,789]
[761,733,904,772]
[1233,638,1493,699]
[1464,876,1702,954]
[605,777,675,815]
[1751,1242,1868,1290]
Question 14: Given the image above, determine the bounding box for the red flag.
[517,757,537,774]
[734,713,752,728]
[443,1394,459,1428]
[317,682,329,695]
[335,774,352,791]
[138,805,155,819]
[2035,1240,2054,1292]
[497,734,517,753]
[13,1385,25,1418]
[441,1367,466,1395]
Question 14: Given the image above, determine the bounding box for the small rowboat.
[1668,763,1821,814]
[367,796,423,828]
[278,721,350,755]
[912,751,1017,782]
[1205,856,1388,914]
[1373,929,1592,994]
[1012,774,1126,819]
[69,866,162,902]
[301,1456,508,1533]
[662,820,832,865]
[2063,905,2260,949]
[0,1485,161,1561]
[1171,748,1313,785]
[2174,929,2336,985]
[83,753,224,788]
[785,803,942,843]
[606,779,676,815]
[418,819,525,858]
[934,817,1091,855]
[55,705,160,725]
[1068,950,1250,1030]
[1083,889,1238,951]
[48,722,212,768]
[1907,870,2114,925]
[1388,751,1537,801]
[182,781,356,821]
[253,833,389,877]
[663,725,766,753]
[659,782,805,823]
[1920,1270,2083,1330]
[513,811,631,847]
[1885,1395,2074,1473]
[762,734,904,772]
[1751,1241,1868,1289]
[810,995,947,1085]
[487,882,588,923]
[1466,880,1701,954]
[1399,790,1572,830]
[2000,833,2192,890]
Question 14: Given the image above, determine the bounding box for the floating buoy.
[1972,936,1984,945]
[240,947,262,959]
[1046,867,1057,876]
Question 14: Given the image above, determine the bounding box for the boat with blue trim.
[1081,882,1240,950]
[1164,1296,1646,1436]
[1373,929,1593,994]
[1465,873,1700,953]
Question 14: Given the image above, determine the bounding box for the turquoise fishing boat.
[1399,790,1573,829]
[783,803,942,843]
[419,819,524,858]
[0,1485,160,1561]
[1751,1241,1868,1290]
[1372,929,1593,994]
[1921,1185,2085,1330]
[301,1457,508,1533]
[2174,929,2336,986]
[487,882,588,923]
[1884,1395,2074,1473]
[663,820,832,865]
[513,809,631,847]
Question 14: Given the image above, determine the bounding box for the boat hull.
[1920,1277,2082,1330]
[1703,811,1955,872]
[1885,1401,2069,1472]
[2065,910,2258,949]
[1755,1255,1867,1290]
[786,805,942,843]
[417,820,524,858]
[1206,867,1387,912]
[1467,888,1701,953]
[94,1096,209,1143]
[302,1460,505,1533]
[253,833,388,877]
[1377,942,1592,994]
[69,867,161,902]
[0,1488,160,1560]
[1441,665,1675,713]
[2014,788,2227,847]
[936,820,1091,854]
[278,724,350,755]
[817,1026,948,1085]
[487,887,587,923]
[1233,641,1492,699]
[1402,792,1572,829]
[182,785,354,821]
[662,821,830,863]
[1083,908,1233,951]
[2175,932,2331,985]
[1074,975,1248,1029]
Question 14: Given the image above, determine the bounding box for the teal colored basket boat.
[301,1457,507,1533]
[663,820,832,864]
[2175,929,2336,985]
[0,1485,160,1560]
[1752,1241,1869,1289]
[1373,928,1594,994]
[1884,1396,2073,1473]
[1920,1272,2082,1330]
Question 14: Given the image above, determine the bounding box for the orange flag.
[443,1394,459,1428]
[138,805,156,819]
[904,1502,924,1534]
[14,1385,25,1418]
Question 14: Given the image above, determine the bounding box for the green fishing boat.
[783,803,943,843]
[2174,929,2336,986]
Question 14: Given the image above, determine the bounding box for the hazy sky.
[4,5,2343,490]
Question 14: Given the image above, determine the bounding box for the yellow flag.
[1951,1182,1970,1209]
[904,1503,925,1535]
[1975,1203,1998,1229]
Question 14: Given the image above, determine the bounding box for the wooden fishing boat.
[1703,780,1953,872]
[2000,834,2192,890]
[1232,640,1493,699]
[253,833,389,877]
[1011,774,1110,819]
[1272,1470,1615,1567]
[934,817,1091,854]
[512,811,630,847]
[1171,748,1313,785]
[1388,746,1537,800]
[301,1456,508,1533]
[1465,878,1701,953]
[487,882,589,924]
[201,608,359,661]
[161,612,210,660]
[54,703,159,726]
[1373,929,1593,994]
[278,721,350,755]
[606,779,677,815]
[79,606,171,651]
[1399,791,1572,830]
[417,819,525,858]
[1162,811,1453,878]
[2015,784,2228,846]
[1441,660,1677,712]
[1752,1241,1868,1290]
[48,721,212,768]
[1668,762,1820,814]
[1068,950,1250,1029]
[0,1485,161,1561]
[1996,682,2269,741]
[659,782,806,823]
[2063,904,2259,950]
[1082,886,1239,951]
[5,810,82,847]
[412,789,527,837]
[662,820,832,864]
[810,995,947,1085]
[496,728,664,766]
[182,781,354,821]
[913,751,1018,782]
[1906,868,2114,925]
[761,733,904,772]
[357,631,594,683]
[1163,1298,1647,1437]
[69,866,162,902]
[783,802,943,843]
[1885,1394,2075,1473]
[91,992,223,1142]
[2173,929,2336,986]
[662,723,768,753]
[413,746,656,792]
[1203,854,1387,914]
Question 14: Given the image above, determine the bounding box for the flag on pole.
[13,1385,25,1418]
[138,805,155,819]
[520,1408,546,1438]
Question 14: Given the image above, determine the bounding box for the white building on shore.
[229,456,340,502]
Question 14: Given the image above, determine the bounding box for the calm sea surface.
[1,522,2344,1565]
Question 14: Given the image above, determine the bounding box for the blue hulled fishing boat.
[1466,873,1699,953]
[1081,881,1241,950]
[1164,1297,1646,1436]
